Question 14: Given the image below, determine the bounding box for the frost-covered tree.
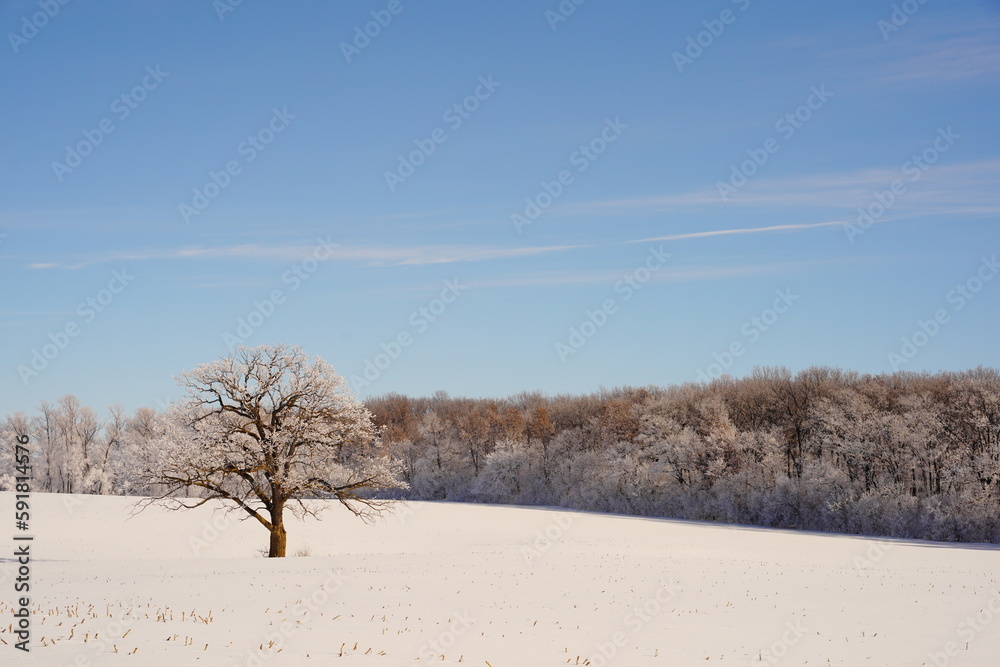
[136,345,405,557]
[92,404,127,495]
[471,440,528,503]
[54,395,101,493]
[0,412,31,491]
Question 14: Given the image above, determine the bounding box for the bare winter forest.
[5,366,999,543]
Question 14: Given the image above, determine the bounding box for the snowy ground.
[1,493,998,666]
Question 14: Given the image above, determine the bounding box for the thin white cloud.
[471,257,865,289]
[329,244,586,266]
[556,160,1000,219]
[867,26,1000,85]
[26,242,586,270]
[816,15,1000,87]
[628,220,851,244]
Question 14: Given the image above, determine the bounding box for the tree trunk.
[268,524,287,558]
[268,500,287,558]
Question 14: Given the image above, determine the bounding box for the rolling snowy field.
[1,493,999,666]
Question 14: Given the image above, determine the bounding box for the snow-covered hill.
[1,492,998,666]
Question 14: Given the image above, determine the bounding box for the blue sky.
[2,0,999,415]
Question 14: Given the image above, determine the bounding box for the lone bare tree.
[137,345,404,557]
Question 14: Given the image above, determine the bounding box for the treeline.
[3,367,999,543]
[367,367,1000,543]
[0,395,157,496]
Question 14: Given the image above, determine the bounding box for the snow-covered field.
[1,493,998,666]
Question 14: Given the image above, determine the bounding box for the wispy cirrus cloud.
[872,34,1000,84]
[17,220,930,273]
[556,159,1000,220]
[860,13,1000,86]
[326,244,586,266]
[627,220,852,244]
[25,241,586,270]
[470,256,874,289]
[23,157,998,274]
